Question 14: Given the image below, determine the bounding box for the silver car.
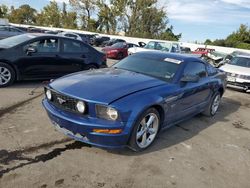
[0,25,25,40]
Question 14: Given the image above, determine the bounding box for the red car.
[192,48,215,56]
[102,42,138,59]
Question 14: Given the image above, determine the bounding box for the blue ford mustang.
[43,51,227,151]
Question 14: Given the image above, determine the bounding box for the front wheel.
[129,108,160,151]
[202,92,221,116]
[0,62,15,87]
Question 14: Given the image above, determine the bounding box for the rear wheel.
[85,64,97,70]
[117,52,124,59]
[129,108,160,151]
[0,62,15,87]
[202,92,221,116]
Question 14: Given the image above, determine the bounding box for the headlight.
[238,75,250,80]
[46,89,52,100]
[76,101,85,113]
[96,105,119,121]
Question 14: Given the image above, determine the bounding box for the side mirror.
[181,75,199,83]
[26,47,37,55]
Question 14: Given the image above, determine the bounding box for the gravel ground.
[0,58,250,188]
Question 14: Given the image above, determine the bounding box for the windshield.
[113,55,180,82]
[112,42,126,48]
[0,34,35,48]
[144,41,172,52]
[228,57,250,68]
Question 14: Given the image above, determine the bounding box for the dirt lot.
[0,58,250,188]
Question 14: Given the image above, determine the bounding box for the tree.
[69,0,96,30]
[0,4,8,18]
[207,24,250,50]
[8,5,36,24]
[36,1,61,27]
[61,2,78,29]
[204,39,212,45]
[96,0,118,34]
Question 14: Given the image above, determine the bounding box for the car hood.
[220,64,250,76]
[49,68,166,104]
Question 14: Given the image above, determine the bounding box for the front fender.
[111,90,166,136]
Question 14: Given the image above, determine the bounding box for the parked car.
[0,34,107,87]
[58,32,82,41]
[202,51,227,67]
[76,33,91,44]
[27,27,46,33]
[128,41,181,55]
[217,50,250,67]
[192,48,215,56]
[180,46,191,53]
[0,25,25,40]
[93,36,110,46]
[219,55,250,92]
[102,42,138,59]
[101,38,126,47]
[43,51,226,151]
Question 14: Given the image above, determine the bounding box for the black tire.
[128,108,160,152]
[202,92,221,117]
[0,62,15,87]
[117,52,124,59]
[85,64,97,70]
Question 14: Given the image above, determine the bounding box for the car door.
[167,61,212,124]
[58,39,90,74]
[17,37,61,79]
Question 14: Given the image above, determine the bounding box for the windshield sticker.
[164,58,182,64]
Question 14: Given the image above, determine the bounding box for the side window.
[10,28,21,33]
[145,42,155,49]
[171,44,179,52]
[24,38,59,53]
[63,39,89,53]
[0,27,8,31]
[184,62,208,78]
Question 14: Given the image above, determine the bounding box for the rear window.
[0,34,35,48]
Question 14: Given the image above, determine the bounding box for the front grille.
[48,89,87,114]
[227,81,250,87]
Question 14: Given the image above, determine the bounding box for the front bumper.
[42,99,130,149]
[227,78,250,91]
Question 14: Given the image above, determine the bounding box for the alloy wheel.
[136,113,159,149]
[211,94,221,115]
[0,66,11,86]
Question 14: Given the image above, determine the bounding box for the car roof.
[236,55,250,58]
[134,51,204,63]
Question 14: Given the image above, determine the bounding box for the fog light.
[93,129,122,134]
[76,101,85,113]
[46,89,52,100]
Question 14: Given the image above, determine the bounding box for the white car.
[219,55,250,92]
[128,41,180,55]
[58,32,82,41]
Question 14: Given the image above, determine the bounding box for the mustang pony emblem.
[57,97,66,104]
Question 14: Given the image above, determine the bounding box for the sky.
[1,0,250,42]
